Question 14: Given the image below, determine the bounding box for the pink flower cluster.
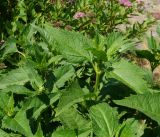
[73,12,85,19]
[119,0,132,7]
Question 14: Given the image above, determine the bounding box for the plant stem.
[93,62,101,97]
[94,69,100,93]
[17,51,26,58]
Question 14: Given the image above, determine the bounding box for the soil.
[130,0,160,49]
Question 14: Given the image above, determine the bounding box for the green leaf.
[47,55,63,66]
[0,129,22,137]
[54,65,75,88]
[17,0,27,22]
[147,35,159,51]
[52,128,76,137]
[2,110,33,137]
[23,62,44,92]
[1,85,34,95]
[108,59,150,94]
[56,81,85,116]
[106,32,134,60]
[87,48,107,61]
[78,128,92,137]
[32,24,92,63]
[0,38,18,60]
[22,93,60,119]
[32,93,60,119]
[156,24,160,37]
[115,118,145,137]
[0,93,10,111]
[89,103,119,137]
[0,67,29,89]
[0,64,43,92]
[6,93,14,117]
[0,129,21,137]
[114,93,160,124]
[0,128,11,137]
[58,107,90,130]
[0,93,14,116]
[34,124,44,137]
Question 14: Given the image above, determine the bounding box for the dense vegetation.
[1,0,160,137]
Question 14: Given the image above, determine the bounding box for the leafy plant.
[0,0,160,136]
[0,23,159,136]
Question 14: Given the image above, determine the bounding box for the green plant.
[0,23,159,136]
[134,24,160,88]
[0,0,154,40]
[0,0,159,136]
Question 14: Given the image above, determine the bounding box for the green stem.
[17,51,26,58]
[90,130,93,137]
[94,70,100,93]
[92,62,101,97]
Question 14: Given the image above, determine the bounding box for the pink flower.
[73,12,85,19]
[119,0,132,7]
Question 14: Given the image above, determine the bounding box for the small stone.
[153,65,160,85]
[136,58,151,70]
[0,63,7,69]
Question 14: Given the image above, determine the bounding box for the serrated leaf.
[0,93,14,116]
[52,128,76,137]
[0,93,10,111]
[87,48,107,61]
[47,55,63,66]
[58,107,90,131]
[34,124,44,137]
[78,128,92,137]
[106,32,134,60]
[6,94,14,116]
[54,65,75,88]
[0,128,11,137]
[108,59,150,94]
[0,67,29,89]
[114,93,160,124]
[0,129,21,137]
[22,92,60,119]
[115,118,145,137]
[89,103,119,137]
[56,81,85,116]
[1,85,34,95]
[0,64,43,92]
[0,38,18,60]
[23,63,44,91]
[32,93,60,119]
[2,110,33,137]
[32,24,92,63]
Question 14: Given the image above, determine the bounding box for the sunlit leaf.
[56,81,85,116]
[114,93,160,124]
[108,59,150,94]
[89,103,119,137]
